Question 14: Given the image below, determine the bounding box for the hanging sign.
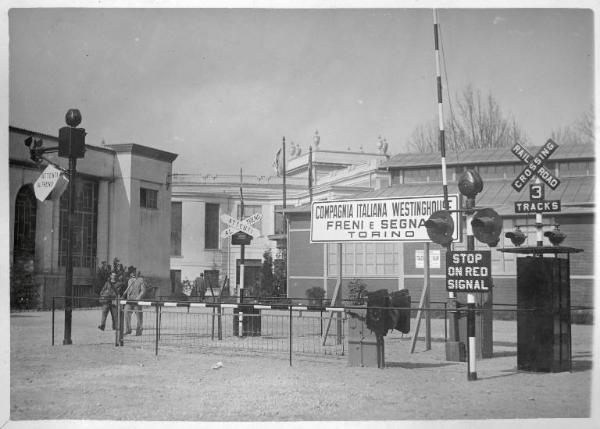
[33,164,69,202]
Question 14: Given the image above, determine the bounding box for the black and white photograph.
[4,1,599,427]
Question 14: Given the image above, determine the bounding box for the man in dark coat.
[123,271,148,336]
[98,272,120,330]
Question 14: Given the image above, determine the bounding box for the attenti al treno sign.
[310,195,460,243]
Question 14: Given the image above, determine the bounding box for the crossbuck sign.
[511,139,560,191]
[220,213,262,239]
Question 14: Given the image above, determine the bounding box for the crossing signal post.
[23,109,86,345]
[425,169,502,377]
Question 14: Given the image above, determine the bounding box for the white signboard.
[415,249,441,269]
[34,164,69,202]
[310,195,460,243]
[220,213,261,238]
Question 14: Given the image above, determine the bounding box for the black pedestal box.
[233,307,261,337]
[517,257,571,372]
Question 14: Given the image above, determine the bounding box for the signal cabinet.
[347,308,385,368]
[517,257,571,372]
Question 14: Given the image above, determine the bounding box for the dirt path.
[9,309,594,422]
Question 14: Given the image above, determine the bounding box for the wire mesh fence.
[118,304,347,362]
[48,295,594,367]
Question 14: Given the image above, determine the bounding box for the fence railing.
[49,295,594,364]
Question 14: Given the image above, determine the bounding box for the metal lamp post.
[60,109,86,345]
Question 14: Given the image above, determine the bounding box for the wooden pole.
[322,243,343,345]
[411,243,432,353]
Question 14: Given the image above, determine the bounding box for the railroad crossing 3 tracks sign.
[511,139,560,191]
[511,139,562,213]
[220,213,262,238]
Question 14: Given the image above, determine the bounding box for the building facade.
[169,138,390,296]
[285,142,594,311]
[9,126,177,308]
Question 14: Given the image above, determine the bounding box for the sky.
[8,6,595,176]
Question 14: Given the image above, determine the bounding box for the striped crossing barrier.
[116,300,347,313]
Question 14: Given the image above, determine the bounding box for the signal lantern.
[471,208,503,247]
[425,210,455,246]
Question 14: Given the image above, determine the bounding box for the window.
[59,180,98,268]
[205,203,220,249]
[559,161,591,177]
[237,204,262,231]
[476,164,506,180]
[13,185,37,261]
[274,205,285,234]
[328,242,400,276]
[140,188,158,209]
[403,168,442,183]
[171,202,182,256]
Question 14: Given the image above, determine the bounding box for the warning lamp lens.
[425,210,454,246]
[471,208,503,247]
[458,169,484,199]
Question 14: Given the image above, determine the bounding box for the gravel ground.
[8,308,597,425]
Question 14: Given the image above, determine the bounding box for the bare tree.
[551,108,594,145]
[407,85,529,153]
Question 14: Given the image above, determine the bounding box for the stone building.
[9,126,177,308]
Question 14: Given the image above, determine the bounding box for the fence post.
[320,298,323,336]
[51,297,55,346]
[211,306,215,341]
[155,304,160,356]
[289,306,293,367]
[444,301,448,342]
[217,304,222,340]
[119,300,124,347]
[115,299,120,347]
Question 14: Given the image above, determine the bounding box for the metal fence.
[116,302,347,364]
[49,295,594,365]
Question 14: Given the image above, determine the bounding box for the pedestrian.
[194,273,206,301]
[98,272,120,331]
[123,271,148,336]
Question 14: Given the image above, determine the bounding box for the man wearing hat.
[98,272,120,330]
[123,271,148,336]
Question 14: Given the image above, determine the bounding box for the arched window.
[13,185,37,265]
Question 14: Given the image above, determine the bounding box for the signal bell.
[505,227,526,247]
[544,225,566,246]
[471,208,503,247]
[425,210,454,246]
